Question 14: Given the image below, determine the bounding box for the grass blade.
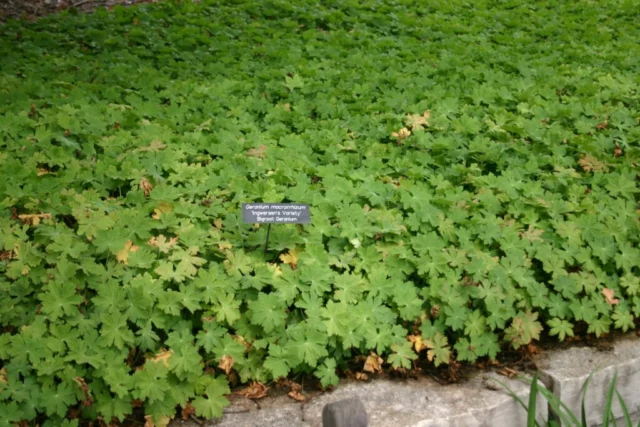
[602,372,618,427]
[536,385,581,427]
[581,371,596,427]
[615,389,633,427]
[492,375,541,427]
[527,372,539,427]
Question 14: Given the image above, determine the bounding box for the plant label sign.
[242,203,311,224]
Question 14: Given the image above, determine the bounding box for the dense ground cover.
[1,0,639,424]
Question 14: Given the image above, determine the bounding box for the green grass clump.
[498,371,639,427]
[1,0,639,424]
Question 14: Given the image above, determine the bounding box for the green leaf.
[39,282,83,320]
[133,361,171,403]
[99,312,135,349]
[169,345,203,379]
[41,381,77,417]
[387,341,417,369]
[192,377,230,419]
[212,292,242,325]
[315,358,339,387]
[444,304,468,332]
[547,318,574,342]
[284,323,328,367]
[504,311,543,349]
[248,292,287,333]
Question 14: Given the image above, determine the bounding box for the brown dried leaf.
[355,372,369,381]
[74,377,94,407]
[148,349,173,368]
[405,110,430,130]
[236,381,269,399]
[0,367,7,385]
[602,288,620,305]
[497,367,518,378]
[578,155,608,173]
[140,177,153,197]
[519,225,544,242]
[596,119,609,130]
[116,240,139,264]
[448,359,461,382]
[144,415,155,427]
[17,213,52,226]
[614,144,623,158]
[391,127,411,143]
[181,402,196,421]
[287,390,307,402]
[430,304,441,319]
[526,343,542,356]
[247,145,267,159]
[132,399,145,408]
[137,140,167,152]
[363,352,383,373]
[218,355,235,375]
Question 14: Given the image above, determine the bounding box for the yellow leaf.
[280,247,300,270]
[214,219,223,229]
[18,213,52,226]
[144,415,172,427]
[267,263,283,277]
[405,110,430,130]
[407,334,429,352]
[232,335,251,352]
[137,140,167,152]
[217,241,232,251]
[247,145,267,159]
[152,202,173,220]
[116,240,139,264]
[148,349,173,368]
[148,234,178,253]
[391,127,411,141]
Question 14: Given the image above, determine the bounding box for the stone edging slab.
[171,332,640,427]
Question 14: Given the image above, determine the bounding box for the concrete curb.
[171,333,640,427]
[537,333,640,427]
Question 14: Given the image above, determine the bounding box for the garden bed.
[0,0,639,425]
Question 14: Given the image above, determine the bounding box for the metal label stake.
[241,203,311,255]
[264,223,272,254]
